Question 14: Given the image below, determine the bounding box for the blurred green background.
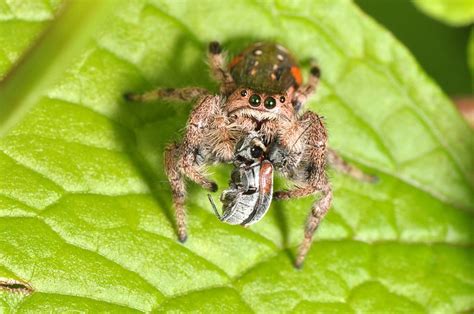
[357,0,472,96]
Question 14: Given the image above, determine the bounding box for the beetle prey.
[208,132,273,226]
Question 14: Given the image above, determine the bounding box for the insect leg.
[124,87,210,102]
[207,194,222,219]
[327,148,378,183]
[208,41,235,95]
[295,181,333,268]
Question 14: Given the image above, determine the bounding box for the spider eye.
[280,96,285,103]
[250,146,263,158]
[240,90,248,97]
[249,94,261,107]
[264,96,276,109]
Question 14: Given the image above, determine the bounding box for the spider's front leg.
[167,94,221,242]
[274,168,333,269]
[164,94,236,242]
[272,112,376,267]
[272,111,331,268]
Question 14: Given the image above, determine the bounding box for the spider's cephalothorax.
[125,41,374,268]
[229,43,301,94]
[222,43,306,128]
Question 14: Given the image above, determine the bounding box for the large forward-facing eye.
[249,94,261,107]
[250,145,263,158]
[264,96,276,109]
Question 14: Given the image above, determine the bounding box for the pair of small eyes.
[240,90,285,109]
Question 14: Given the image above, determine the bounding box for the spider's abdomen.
[229,43,302,94]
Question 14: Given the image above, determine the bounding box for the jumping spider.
[125,41,374,268]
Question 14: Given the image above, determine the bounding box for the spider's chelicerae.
[126,41,374,268]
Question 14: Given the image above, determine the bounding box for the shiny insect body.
[126,41,374,268]
[209,132,273,226]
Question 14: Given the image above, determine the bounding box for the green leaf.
[1,0,473,312]
[469,27,474,88]
[0,0,114,136]
[413,0,474,26]
[0,0,61,79]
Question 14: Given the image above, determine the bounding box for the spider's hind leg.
[292,66,320,111]
[327,148,378,183]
